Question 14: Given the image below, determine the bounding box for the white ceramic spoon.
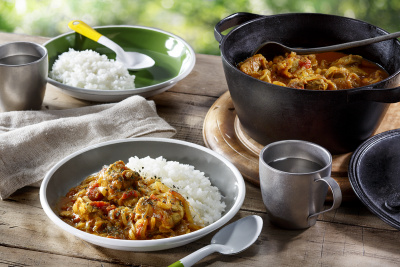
[68,20,155,71]
[169,215,263,267]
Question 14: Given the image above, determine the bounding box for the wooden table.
[1,32,400,267]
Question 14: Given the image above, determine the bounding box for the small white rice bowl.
[126,156,226,226]
[49,48,135,90]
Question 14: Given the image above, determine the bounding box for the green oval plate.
[44,25,195,102]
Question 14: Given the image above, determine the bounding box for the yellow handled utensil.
[68,20,155,71]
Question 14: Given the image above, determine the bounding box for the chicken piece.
[96,160,142,206]
[331,54,363,67]
[274,52,297,78]
[287,78,305,89]
[70,195,136,238]
[72,196,113,219]
[274,52,314,79]
[324,66,349,79]
[304,75,337,90]
[324,66,360,89]
[238,54,269,79]
[73,196,96,219]
[133,186,186,239]
[70,196,112,234]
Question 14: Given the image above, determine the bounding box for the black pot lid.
[349,129,400,230]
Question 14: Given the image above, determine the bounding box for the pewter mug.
[259,140,342,229]
[0,42,48,111]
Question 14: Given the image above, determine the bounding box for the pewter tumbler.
[0,42,48,111]
[259,140,342,229]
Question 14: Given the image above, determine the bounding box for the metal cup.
[259,140,342,229]
[0,42,48,112]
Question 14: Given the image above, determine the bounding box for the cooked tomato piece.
[121,190,138,200]
[87,183,103,201]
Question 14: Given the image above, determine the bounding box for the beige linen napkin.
[0,95,176,199]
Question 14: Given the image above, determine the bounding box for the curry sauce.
[58,160,203,240]
[238,52,388,90]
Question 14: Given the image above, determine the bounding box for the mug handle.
[308,176,343,218]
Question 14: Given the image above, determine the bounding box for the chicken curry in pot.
[238,52,388,90]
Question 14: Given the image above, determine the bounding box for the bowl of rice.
[44,26,195,102]
[40,137,245,251]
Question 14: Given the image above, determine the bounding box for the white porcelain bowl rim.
[39,137,245,250]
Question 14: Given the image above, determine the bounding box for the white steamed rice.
[126,156,226,227]
[49,48,135,90]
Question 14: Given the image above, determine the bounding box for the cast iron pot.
[215,12,400,154]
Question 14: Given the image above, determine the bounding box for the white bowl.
[40,138,245,251]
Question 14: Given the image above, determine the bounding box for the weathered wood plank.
[2,189,400,267]
[152,91,217,146]
[0,245,127,267]
[167,53,228,97]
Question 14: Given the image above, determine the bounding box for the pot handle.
[214,12,264,44]
[348,86,400,103]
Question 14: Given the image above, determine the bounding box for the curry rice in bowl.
[40,138,245,251]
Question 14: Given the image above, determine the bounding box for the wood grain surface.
[0,32,400,266]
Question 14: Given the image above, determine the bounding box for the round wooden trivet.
[202,91,400,202]
[202,91,260,185]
